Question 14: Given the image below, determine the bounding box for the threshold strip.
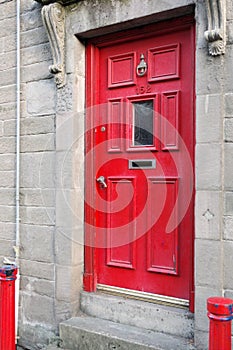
[97,284,189,309]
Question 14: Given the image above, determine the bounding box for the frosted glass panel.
[133,100,153,146]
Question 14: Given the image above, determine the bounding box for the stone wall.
[0,0,58,347]
[0,0,18,262]
[194,0,233,348]
[19,0,57,344]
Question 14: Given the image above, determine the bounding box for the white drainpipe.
[15,0,21,343]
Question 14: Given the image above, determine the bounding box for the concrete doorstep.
[60,315,196,350]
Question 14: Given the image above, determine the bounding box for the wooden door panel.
[148,44,180,82]
[85,17,195,305]
[161,91,180,151]
[108,52,136,88]
[147,177,178,275]
[108,98,124,152]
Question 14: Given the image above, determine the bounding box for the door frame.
[83,15,195,312]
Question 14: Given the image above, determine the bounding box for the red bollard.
[0,265,17,350]
[207,296,233,350]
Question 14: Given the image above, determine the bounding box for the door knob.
[96,176,107,188]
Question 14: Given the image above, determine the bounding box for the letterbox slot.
[129,159,156,169]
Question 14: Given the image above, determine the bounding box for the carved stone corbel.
[204,0,226,56]
[42,2,66,88]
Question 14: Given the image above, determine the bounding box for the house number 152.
[135,85,151,95]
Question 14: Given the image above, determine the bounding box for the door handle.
[96,176,107,188]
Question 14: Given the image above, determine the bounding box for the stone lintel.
[36,0,80,5]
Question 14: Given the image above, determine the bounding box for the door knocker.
[136,54,147,77]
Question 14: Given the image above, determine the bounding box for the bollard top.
[0,265,17,281]
[207,297,233,316]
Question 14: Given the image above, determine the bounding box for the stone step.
[80,291,194,339]
[60,315,196,350]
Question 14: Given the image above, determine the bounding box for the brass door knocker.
[136,54,147,77]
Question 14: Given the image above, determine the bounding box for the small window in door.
[133,100,154,146]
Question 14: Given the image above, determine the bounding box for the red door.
[85,17,195,306]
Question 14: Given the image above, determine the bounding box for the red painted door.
[85,17,194,304]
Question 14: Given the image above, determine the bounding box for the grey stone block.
[20,206,55,226]
[0,205,15,222]
[3,34,16,53]
[55,227,84,266]
[0,85,16,104]
[227,20,233,44]
[224,191,233,214]
[223,240,233,289]
[195,239,222,288]
[0,137,15,154]
[194,285,221,333]
[21,293,55,325]
[195,191,222,240]
[194,330,208,350]
[224,143,233,190]
[0,51,16,71]
[0,38,4,54]
[60,316,196,350]
[21,8,43,32]
[55,151,73,189]
[20,0,41,13]
[20,188,55,207]
[0,154,15,170]
[196,144,222,190]
[20,224,54,263]
[224,289,233,299]
[22,60,53,83]
[0,68,16,87]
[21,27,48,49]
[196,48,224,95]
[224,45,233,92]
[22,43,52,66]
[0,171,14,188]
[0,188,15,205]
[54,299,80,324]
[80,292,194,339]
[20,151,55,188]
[195,0,208,50]
[26,79,56,116]
[0,238,14,256]
[0,222,15,240]
[21,115,55,136]
[20,276,55,298]
[21,134,55,153]
[3,119,16,137]
[56,189,75,226]
[20,259,54,280]
[196,94,223,143]
[0,103,16,120]
[224,118,233,141]
[225,93,233,117]
[0,1,16,21]
[33,279,55,298]
[56,264,83,303]
[18,321,56,350]
[0,121,3,136]
[227,0,233,20]
[0,17,16,39]
[223,216,233,240]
